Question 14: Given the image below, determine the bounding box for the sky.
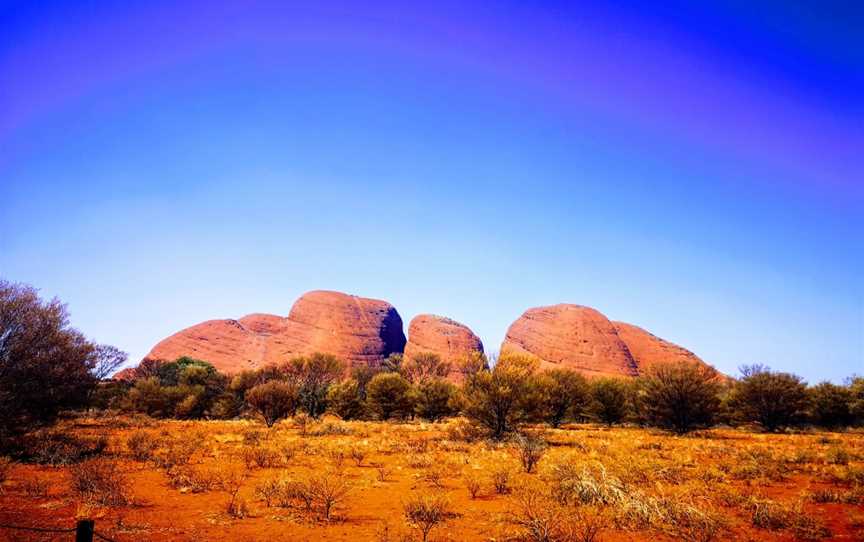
[1,0,862,382]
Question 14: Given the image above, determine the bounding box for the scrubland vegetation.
[3,279,864,540]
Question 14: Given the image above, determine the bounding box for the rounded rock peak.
[501,303,639,378]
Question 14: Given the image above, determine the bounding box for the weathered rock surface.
[501,304,716,378]
[140,290,406,375]
[501,304,639,377]
[404,314,484,379]
[612,321,709,374]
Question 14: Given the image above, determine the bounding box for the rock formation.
[404,314,484,380]
[612,321,707,374]
[501,304,714,378]
[141,290,406,375]
[501,304,638,377]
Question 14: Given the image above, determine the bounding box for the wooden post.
[75,519,94,542]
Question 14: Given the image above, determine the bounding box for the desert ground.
[1,416,862,542]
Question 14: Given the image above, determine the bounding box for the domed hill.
[502,304,638,377]
[501,304,714,378]
[141,290,406,375]
[404,314,484,380]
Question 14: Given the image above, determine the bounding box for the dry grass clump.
[126,430,160,461]
[492,466,512,495]
[71,459,132,506]
[504,487,606,542]
[21,477,50,498]
[463,471,482,499]
[514,433,546,474]
[22,429,108,465]
[403,491,457,542]
[255,470,351,521]
[241,444,282,469]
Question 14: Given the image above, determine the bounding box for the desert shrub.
[462,353,540,439]
[463,471,482,498]
[729,365,809,431]
[367,373,414,420]
[445,417,486,442]
[242,445,281,469]
[640,361,722,434]
[71,459,132,505]
[126,430,159,461]
[0,280,125,442]
[849,376,864,425]
[21,429,107,465]
[402,352,452,384]
[514,433,546,473]
[282,353,345,418]
[492,466,512,494]
[21,477,50,498]
[413,380,459,422]
[311,470,352,520]
[403,491,457,542]
[537,369,590,427]
[826,446,850,465]
[809,382,853,428]
[505,487,606,542]
[589,378,630,426]
[349,445,366,466]
[327,379,365,420]
[308,420,354,436]
[246,381,299,427]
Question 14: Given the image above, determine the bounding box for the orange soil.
[1,417,862,541]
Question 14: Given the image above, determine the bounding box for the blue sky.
[1,1,861,381]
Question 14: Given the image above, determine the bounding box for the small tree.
[640,361,721,434]
[454,351,488,385]
[729,365,809,432]
[462,352,539,439]
[809,382,853,429]
[366,372,413,420]
[537,369,590,428]
[414,380,458,422]
[403,352,451,384]
[589,378,629,426]
[327,379,365,420]
[282,353,345,418]
[246,381,299,427]
[403,492,456,542]
[0,280,125,440]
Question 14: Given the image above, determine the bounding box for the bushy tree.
[729,365,809,432]
[849,376,864,426]
[537,369,590,427]
[461,352,539,439]
[366,372,413,420]
[809,382,853,428]
[121,358,226,419]
[414,380,458,422]
[640,361,721,434]
[327,379,365,420]
[589,378,629,426]
[454,351,488,385]
[403,352,451,384]
[0,280,125,439]
[246,381,299,426]
[282,353,345,417]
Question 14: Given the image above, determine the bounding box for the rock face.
[501,304,713,378]
[404,314,484,379]
[502,304,638,377]
[611,321,706,374]
[142,290,406,375]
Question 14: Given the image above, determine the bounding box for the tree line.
[99,350,864,437]
[3,278,863,445]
